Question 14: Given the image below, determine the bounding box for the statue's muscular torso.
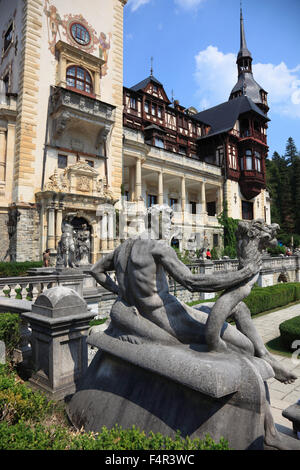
[114,238,172,313]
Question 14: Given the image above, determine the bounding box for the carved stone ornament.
[45,169,70,192]
[77,175,91,193]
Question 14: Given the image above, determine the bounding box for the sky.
[123,0,300,158]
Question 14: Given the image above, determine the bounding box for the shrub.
[0,421,230,450]
[0,261,43,278]
[0,363,229,450]
[279,316,300,350]
[267,245,286,256]
[243,283,300,316]
[210,247,220,260]
[0,313,21,358]
[89,318,108,327]
[0,364,53,425]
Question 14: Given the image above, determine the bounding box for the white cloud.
[127,0,151,12]
[194,46,236,108]
[127,0,206,13]
[174,0,206,9]
[194,45,300,118]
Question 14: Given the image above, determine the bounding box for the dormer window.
[66,65,93,94]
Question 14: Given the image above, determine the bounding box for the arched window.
[66,65,93,94]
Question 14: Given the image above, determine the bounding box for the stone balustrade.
[0,256,299,303]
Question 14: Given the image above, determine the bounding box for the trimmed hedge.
[279,316,300,350]
[0,364,229,450]
[243,282,300,316]
[0,313,21,358]
[0,421,230,450]
[0,261,43,278]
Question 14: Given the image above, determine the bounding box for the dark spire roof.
[229,6,268,111]
[194,95,269,140]
[238,6,252,60]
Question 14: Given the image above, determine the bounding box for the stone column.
[101,213,108,251]
[158,170,163,205]
[129,166,135,201]
[107,211,115,250]
[217,186,223,215]
[47,204,55,251]
[55,205,63,249]
[201,182,206,212]
[181,176,186,212]
[59,55,67,88]
[135,158,142,201]
[0,128,7,181]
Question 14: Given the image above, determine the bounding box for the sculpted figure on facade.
[75,224,91,265]
[89,204,298,449]
[56,219,76,269]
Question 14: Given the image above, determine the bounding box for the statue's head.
[236,219,280,251]
[145,204,174,240]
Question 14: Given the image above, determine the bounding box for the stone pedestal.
[67,332,274,450]
[22,286,94,400]
[199,260,216,299]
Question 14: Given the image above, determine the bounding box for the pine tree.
[284,137,298,166]
[269,149,294,233]
[293,156,300,233]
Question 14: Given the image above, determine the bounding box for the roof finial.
[150,56,153,77]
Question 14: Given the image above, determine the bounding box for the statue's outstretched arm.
[154,244,258,292]
[90,251,119,295]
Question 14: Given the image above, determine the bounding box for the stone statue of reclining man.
[90,204,298,449]
[91,205,295,383]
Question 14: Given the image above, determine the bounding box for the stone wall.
[14,206,41,262]
[0,211,9,261]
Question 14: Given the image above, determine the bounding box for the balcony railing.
[240,129,267,144]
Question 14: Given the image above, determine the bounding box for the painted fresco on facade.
[44,0,111,75]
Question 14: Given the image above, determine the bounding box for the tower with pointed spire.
[229,5,269,114]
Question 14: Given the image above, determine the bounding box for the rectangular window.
[254,151,261,172]
[130,97,136,109]
[242,201,254,220]
[4,23,13,52]
[179,146,187,155]
[154,137,164,149]
[240,156,244,171]
[157,107,162,118]
[3,73,9,94]
[216,146,224,166]
[58,154,68,169]
[213,234,219,247]
[246,150,252,170]
[207,201,216,216]
[147,194,157,207]
[151,104,156,116]
[190,201,197,215]
[228,144,237,169]
[144,101,149,113]
[169,198,178,209]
